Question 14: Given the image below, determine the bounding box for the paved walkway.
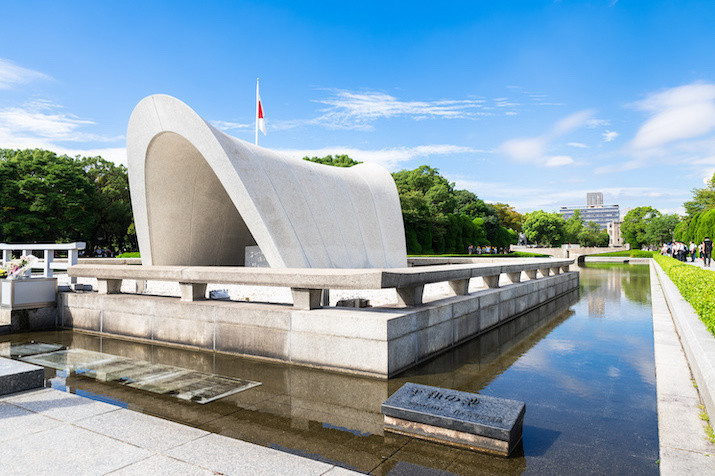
[0,387,358,475]
[649,263,715,474]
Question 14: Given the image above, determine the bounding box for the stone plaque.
[382,383,525,456]
[0,357,44,396]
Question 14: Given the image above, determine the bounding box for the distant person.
[704,237,713,267]
[690,241,697,262]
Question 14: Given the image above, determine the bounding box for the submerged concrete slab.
[0,357,44,396]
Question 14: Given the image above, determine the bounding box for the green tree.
[577,221,609,247]
[303,154,361,167]
[80,156,134,251]
[493,203,524,232]
[684,172,715,217]
[644,213,680,246]
[0,149,95,243]
[522,211,566,246]
[621,206,660,249]
[563,209,584,244]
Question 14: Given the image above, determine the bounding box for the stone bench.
[67,258,574,310]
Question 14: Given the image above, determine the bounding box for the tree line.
[0,149,135,252]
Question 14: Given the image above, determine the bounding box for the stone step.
[0,357,44,396]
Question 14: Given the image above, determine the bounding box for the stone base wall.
[58,272,579,378]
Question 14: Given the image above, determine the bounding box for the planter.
[0,278,57,310]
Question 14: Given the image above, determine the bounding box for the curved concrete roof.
[127,94,407,268]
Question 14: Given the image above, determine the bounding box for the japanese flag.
[257,93,267,135]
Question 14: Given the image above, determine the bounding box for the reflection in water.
[1,264,657,475]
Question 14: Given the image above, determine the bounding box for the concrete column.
[179,282,206,302]
[396,285,425,307]
[321,289,330,307]
[68,249,79,285]
[506,272,521,284]
[135,280,146,294]
[538,268,550,278]
[550,267,561,275]
[448,279,470,296]
[292,288,322,310]
[43,250,54,278]
[482,275,500,289]
[561,266,570,273]
[525,269,538,280]
[2,250,8,264]
[21,249,29,257]
[97,279,122,294]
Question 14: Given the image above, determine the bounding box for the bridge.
[511,245,630,267]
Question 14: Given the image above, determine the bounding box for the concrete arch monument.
[127,94,407,269]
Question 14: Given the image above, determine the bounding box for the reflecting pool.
[1,264,657,475]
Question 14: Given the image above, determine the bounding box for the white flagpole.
[255,78,259,145]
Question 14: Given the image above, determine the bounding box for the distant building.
[559,192,620,229]
[587,192,603,207]
[607,220,623,247]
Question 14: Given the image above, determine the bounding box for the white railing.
[1,242,86,279]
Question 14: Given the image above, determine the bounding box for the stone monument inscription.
[381,382,525,456]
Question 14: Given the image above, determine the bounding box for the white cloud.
[278,144,480,170]
[630,82,715,150]
[567,142,589,148]
[545,155,574,167]
[602,130,619,142]
[499,110,594,167]
[0,58,51,89]
[211,120,252,131]
[0,100,125,165]
[311,90,488,129]
[451,178,688,213]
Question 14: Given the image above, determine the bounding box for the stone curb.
[652,259,715,419]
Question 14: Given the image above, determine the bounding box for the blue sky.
[1,0,714,214]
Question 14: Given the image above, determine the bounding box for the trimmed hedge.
[655,254,715,336]
[117,252,140,258]
[594,250,655,258]
[409,251,549,258]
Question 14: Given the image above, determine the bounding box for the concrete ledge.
[0,357,44,396]
[59,272,579,378]
[653,260,715,420]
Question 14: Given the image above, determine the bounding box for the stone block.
[102,311,152,340]
[449,279,470,296]
[387,333,417,375]
[499,299,516,322]
[291,288,322,310]
[62,306,101,331]
[396,285,424,307]
[152,315,214,349]
[454,314,479,343]
[416,320,453,360]
[215,323,290,359]
[213,304,291,330]
[479,290,500,309]
[0,357,44,396]
[479,305,499,331]
[452,295,480,319]
[382,383,525,456]
[290,332,387,376]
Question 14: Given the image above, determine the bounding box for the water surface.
[1,264,657,475]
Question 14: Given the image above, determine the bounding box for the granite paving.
[0,387,361,475]
[649,262,715,474]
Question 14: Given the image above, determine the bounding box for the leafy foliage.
[0,149,135,251]
[577,221,609,247]
[391,165,516,254]
[655,254,715,336]
[303,154,361,167]
[522,210,565,246]
[563,209,584,244]
[621,206,660,249]
[684,172,715,217]
[592,250,655,258]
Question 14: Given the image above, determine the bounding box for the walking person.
[690,241,697,262]
[704,237,713,267]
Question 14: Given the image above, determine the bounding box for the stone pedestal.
[0,357,44,396]
[382,383,525,456]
